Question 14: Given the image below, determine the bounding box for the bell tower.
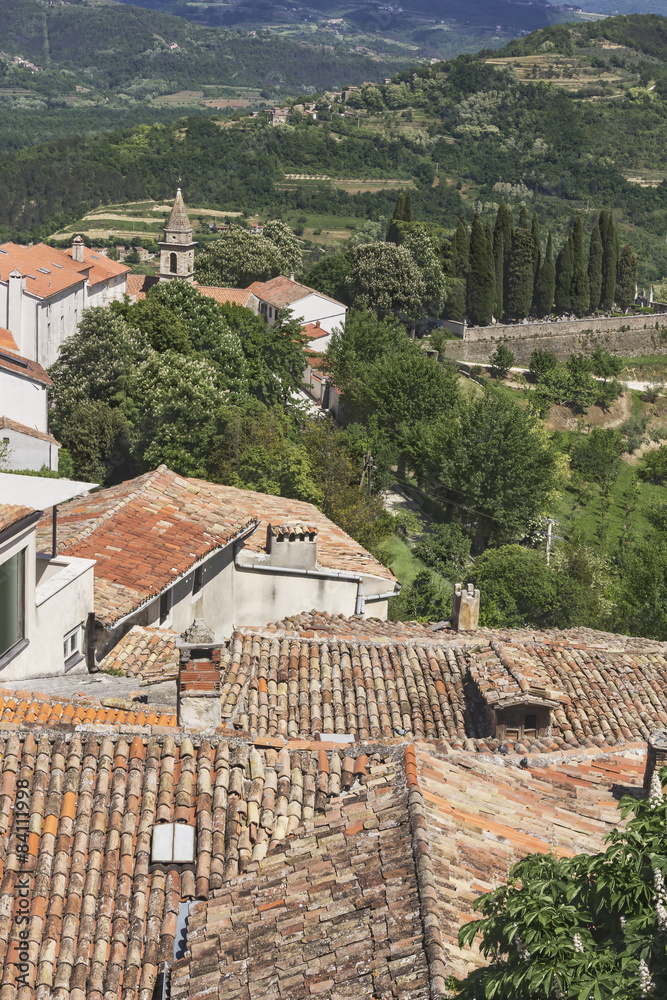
[158,188,197,283]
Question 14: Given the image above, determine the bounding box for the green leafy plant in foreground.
[454,770,667,999]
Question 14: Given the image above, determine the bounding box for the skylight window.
[151,823,195,864]
[37,267,50,274]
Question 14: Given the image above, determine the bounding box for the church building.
[158,188,197,282]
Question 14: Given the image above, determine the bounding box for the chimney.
[177,619,222,729]
[643,729,667,796]
[315,320,320,328]
[7,269,25,354]
[266,523,318,570]
[451,583,480,632]
[71,235,85,263]
[289,272,295,282]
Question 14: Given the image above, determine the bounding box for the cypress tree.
[386,192,405,244]
[506,228,535,320]
[494,204,514,317]
[616,243,638,311]
[485,220,497,319]
[403,191,413,223]
[599,210,618,310]
[466,213,495,327]
[530,214,541,307]
[493,228,504,320]
[570,215,590,317]
[588,218,603,313]
[534,230,556,317]
[452,214,470,279]
[518,205,529,230]
[554,232,574,313]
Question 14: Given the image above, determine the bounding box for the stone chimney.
[451,582,480,632]
[289,272,295,282]
[643,729,667,795]
[266,523,318,570]
[177,619,221,729]
[71,235,85,263]
[7,269,25,353]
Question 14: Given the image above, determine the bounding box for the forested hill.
[0,0,403,93]
[3,13,667,282]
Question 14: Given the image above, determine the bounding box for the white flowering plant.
[455,768,667,999]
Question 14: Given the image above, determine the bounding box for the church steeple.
[158,188,197,282]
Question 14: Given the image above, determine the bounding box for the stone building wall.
[444,313,667,364]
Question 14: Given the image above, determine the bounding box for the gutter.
[103,520,259,632]
[234,552,399,616]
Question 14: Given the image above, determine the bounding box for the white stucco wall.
[0,523,94,681]
[263,292,347,331]
[1,429,58,472]
[0,369,48,430]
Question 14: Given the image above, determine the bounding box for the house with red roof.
[248,273,347,332]
[0,236,130,368]
[0,326,60,471]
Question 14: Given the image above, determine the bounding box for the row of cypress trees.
[448,206,636,326]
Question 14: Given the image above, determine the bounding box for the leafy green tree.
[470,545,562,628]
[493,228,504,320]
[466,213,495,326]
[569,427,624,487]
[55,400,131,483]
[452,214,470,279]
[588,217,603,312]
[494,204,514,314]
[533,230,555,317]
[401,227,448,316]
[528,348,558,382]
[114,297,192,354]
[570,215,590,317]
[506,228,535,320]
[387,570,451,623]
[346,242,425,319]
[615,537,667,640]
[224,304,308,408]
[554,231,574,313]
[303,252,351,304]
[530,213,541,290]
[456,771,667,999]
[413,523,471,578]
[640,445,667,485]
[517,204,529,230]
[386,191,406,244]
[617,243,639,311]
[599,209,618,310]
[195,223,300,287]
[325,308,409,394]
[425,392,559,551]
[489,342,515,379]
[261,219,303,276]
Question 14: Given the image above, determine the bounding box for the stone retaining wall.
[444,313,667,364]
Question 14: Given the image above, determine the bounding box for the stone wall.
[444,312,667,365]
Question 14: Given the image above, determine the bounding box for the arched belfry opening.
[158,188,197,283]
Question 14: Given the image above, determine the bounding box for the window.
[0,550,25,659]
[159,589,172,625]
[169,252,178,274]
[192,565,203,597]
[151,823,196,864]
[63,624,83,665]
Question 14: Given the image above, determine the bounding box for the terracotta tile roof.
[221,616,667,753]
[0,416,59,445]
[195,285,257,307]
[0,346,52,387]
[302,321,330,339]
[0,689,178,729]
[0,327,18,351]
[413,743,643,978]
[0,503,35,534]
[249,275,343,309]
[101,625,179,682]
[36,466,258,627]
[126,273,159,301]
[65,244,130,285]
[170,754,434,1000]
[0,732,375,1000]
[36,467,393,627]
[0,242,88,299]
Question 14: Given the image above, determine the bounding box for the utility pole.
[546,517,556,565]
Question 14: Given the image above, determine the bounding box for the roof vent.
[151,822,196,864]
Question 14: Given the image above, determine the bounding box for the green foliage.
[506,228,535,321]
[346,242,424,319]
[194,222,302,288]
[570,215,590,317]
[489,343,515,379]
[388,570,451,622]
[588,218,603,312]
[554,231,574,313]
[570,427,624,487]
[617,243,639,311]
[533,230,555,317]
[55,400,131,483]
[533,353,622,414]
[455,770,667,999]
[413,523,471,578]
[466,213,495,326]
[640,445,667,484]
[528,347,559,382]
[600,210,619,310]
[303,253,351,304]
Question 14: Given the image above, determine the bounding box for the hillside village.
[3,20,667,993]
